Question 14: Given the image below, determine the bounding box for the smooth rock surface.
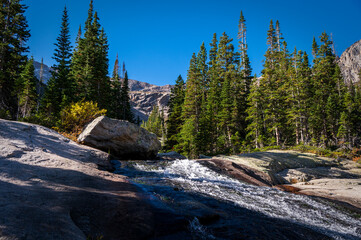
[78,116,161,160]
[0,119,161,239]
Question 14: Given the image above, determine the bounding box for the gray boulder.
[78,116,161,159]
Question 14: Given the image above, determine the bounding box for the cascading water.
[113,159,361,240]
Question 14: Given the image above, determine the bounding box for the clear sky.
[23,0,361,86]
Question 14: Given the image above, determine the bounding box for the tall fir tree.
[70,0,111,110]
[310,32,345,146]
[286,49,312,145]
[205,33,221,154]
[260,20,289,146]
[178,52,202,158]
[164,75,185,151]
[15,57,38,119]
[236,11,252,147]
[246,74,265,148]
[120,71,134,122]
[41,6,73,117]
[0,0,30,118]
[109,54,123,119]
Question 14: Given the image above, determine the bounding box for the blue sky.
[24,0,361,86]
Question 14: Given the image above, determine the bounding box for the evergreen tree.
[205,33,221,154]
[260,20,289,146]
[310,32,345,146]
[120,71,134,122]
[70,1,111,110]
[16,57,38,118]
[178,51,203,158]
[109,54,123,119]
[41,6,73,117]
[216,32,239,152]
[141,105,164,138]
[237,11,252,147]
[286,49,312,144]
[246,75,265,148]
[164,75,185,151]
[0,0,30,118]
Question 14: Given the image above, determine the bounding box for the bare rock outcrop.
[128,79,172,122]
[338,39,361,84]
[78,116,161,159]
[0,119,157,239]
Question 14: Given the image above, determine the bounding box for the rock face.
[33,60,52,84]
[128,79,172,122]
[338,39,361,85]
[78,116,161,159]
[0,119,158,239]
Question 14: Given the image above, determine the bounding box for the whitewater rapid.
[114,159,361,239]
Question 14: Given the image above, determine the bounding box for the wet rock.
[198,158,273,187]
[78,116,161,160]
[199,154,211,159]
[158,151,187,160]
[212,150,338,185]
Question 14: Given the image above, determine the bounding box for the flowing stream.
[113,159,361,239]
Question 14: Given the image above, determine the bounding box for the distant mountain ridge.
[33,61,52,84]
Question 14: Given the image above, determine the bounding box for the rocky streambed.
[1,118,361,239]
[114,158,361,240]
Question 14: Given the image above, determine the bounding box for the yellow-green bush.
[60,100,106,133]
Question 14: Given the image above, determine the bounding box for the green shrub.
[59,100,107,133]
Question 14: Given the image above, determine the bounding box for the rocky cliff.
[338,39,361,85]
[129,79,172,122]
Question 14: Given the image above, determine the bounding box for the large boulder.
[78,116,161,159]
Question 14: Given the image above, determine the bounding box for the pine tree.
[164,75,185,151]
[216,32,239,152]
[286,49,312,145]
[178,51,204,158]
[16,57,38,118]
[205,33,221,154]
[70,1,111,110]
[260,20,289,146]
[41,6,73,117]
[141,105,164,138]
[310,32,345,146]
[120,71,134,122]
[237,11,252,147]
[246,75,265,148]
[109,54,123,119]
[0,0,31,118]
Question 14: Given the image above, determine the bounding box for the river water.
[113,159,361,240]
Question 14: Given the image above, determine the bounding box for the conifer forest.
[1,1,361,159]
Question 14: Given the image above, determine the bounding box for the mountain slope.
[338,39,361,84]
[128,79,171,122]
